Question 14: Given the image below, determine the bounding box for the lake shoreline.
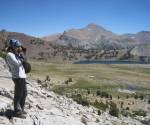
[74,60,150,64]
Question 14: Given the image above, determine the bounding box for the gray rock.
[0,116,12,125]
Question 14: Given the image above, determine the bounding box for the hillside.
[42,23,136,50]
[123,31,150,58]
[1,24,150,62]
[0,57,148,125]
[42,33,61,42]
[41,24,150,60]
[0,31,58,60]
[123,31,150,44]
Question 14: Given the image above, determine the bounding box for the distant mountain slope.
[123,31,150,44]
[42,23,136,50]
[122,31,150,57]
[42,24,150,59]
[1,24,150,62]
[42,33,61,42]
[135,31,150,43]
[131,44,150,56]
[0,31,55,59]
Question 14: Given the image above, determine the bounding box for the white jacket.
[6,52,26,78]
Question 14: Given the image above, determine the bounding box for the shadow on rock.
[0,109,15,119]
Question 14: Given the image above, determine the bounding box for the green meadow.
[30,61,150,95]
[30,61,150,114]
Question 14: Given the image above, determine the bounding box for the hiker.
[6,39,27,118]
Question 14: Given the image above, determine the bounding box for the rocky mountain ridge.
[43,24,136,50]
[1,24,150,62]
[43,24,150,45]
[41,24,150,61]
[123,31,150,44]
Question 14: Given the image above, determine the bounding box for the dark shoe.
[15,113,26,119]
[14,111,26,119]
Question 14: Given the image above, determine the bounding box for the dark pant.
[12,78,27,112]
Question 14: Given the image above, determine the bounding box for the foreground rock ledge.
[0,57,146,125]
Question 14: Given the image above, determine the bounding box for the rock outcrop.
[0,57,147,125]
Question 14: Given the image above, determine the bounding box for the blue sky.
[0,0,150,37]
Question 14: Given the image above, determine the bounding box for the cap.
[8,39,22,49]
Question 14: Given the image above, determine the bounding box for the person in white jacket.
[6,39,27,118]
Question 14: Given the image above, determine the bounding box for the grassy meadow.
[30,61,150,94]
[30,61,150,115]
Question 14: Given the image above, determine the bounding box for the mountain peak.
[86,23,105,31]
[87,23,99,27]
